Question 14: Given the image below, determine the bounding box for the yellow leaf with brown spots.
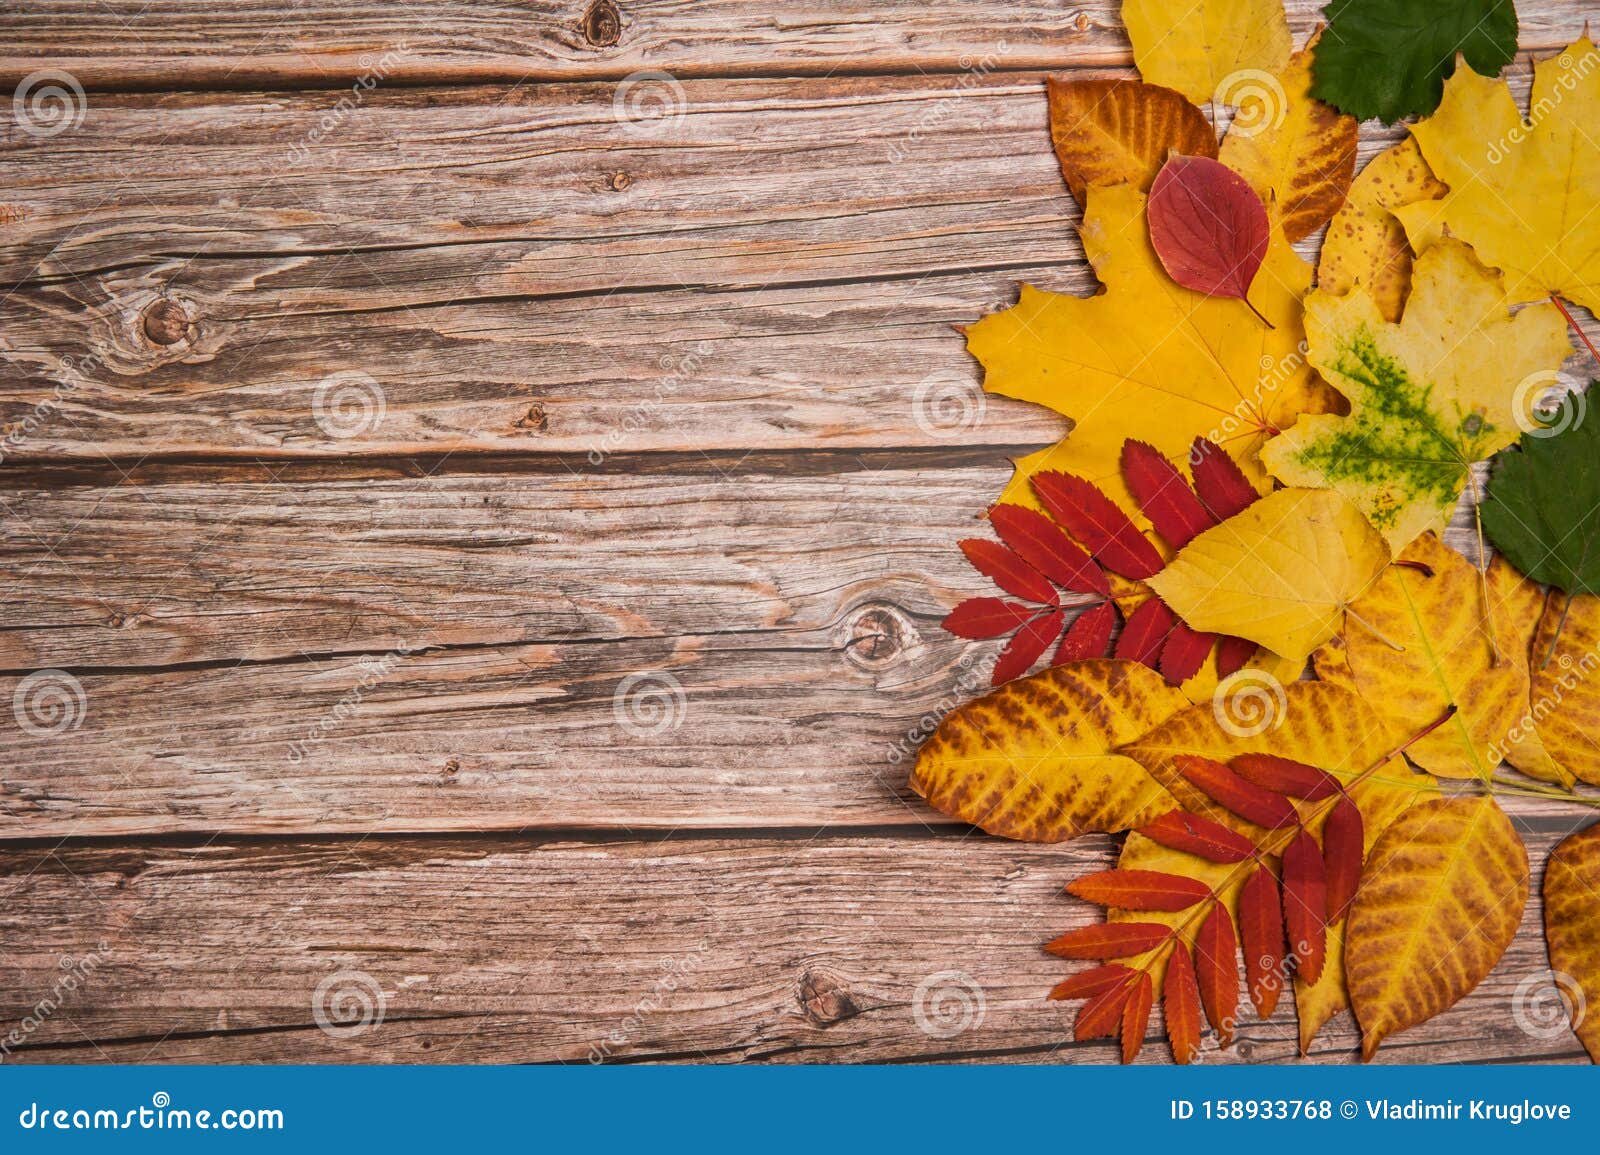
[1047,77,1218,205]
[910,659,1187,841]
[1527,592,1600,788]
[1543,823,1600,1063]
[1345,795,1528,1059]
[1485,557,1573,787]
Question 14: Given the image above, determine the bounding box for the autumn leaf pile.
[912,0,1600,1063]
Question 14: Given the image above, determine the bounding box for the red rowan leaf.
[1067,869,1214,911]
[1147,155,1270,306]
[1281,828,1329,985]
[1229,753,1339,801]
[1173,753,1300,829]
[958,538,1056,604]
[1048,963,1135,1003]
[1114,597,1175,669]
[1322,794,1365,920]
[990,608,1064,685]
[1031,471,1163,580]
[1045,922,1171,960]
[1122,970,1155,1063]
[1189,436,1259,520]
[1194,902,1240,1045]
[989,504,1110,596]
[1122,439,1213,548]
[1159,619,1215,684]
[1075,975,1135,1041]
[1239,865,1286,1019]
[1054,601,1116,664]
[1163,942,1203,1064]
[942,598,1035,639]
[1137,810,1256,863]
[1215,634,1257,678]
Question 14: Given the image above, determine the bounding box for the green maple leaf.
[1481,393,1600,597]
[1311,0,1518,123]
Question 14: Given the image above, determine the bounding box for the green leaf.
[1311,0,1518,123]
[1481,393,1600,596]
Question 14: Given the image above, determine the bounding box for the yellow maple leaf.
[968,183,1340,515]
[1144,487,1391,666]
[1122,0,1291,107]
[1395,38,1600,314]
[1261,238,1571,549]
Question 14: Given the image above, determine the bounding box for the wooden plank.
[0,821,1584,1064]
[5,0,1579,91]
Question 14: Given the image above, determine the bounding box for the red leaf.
[1121,439,1213,548]
[1054,601,1116,664]
[1044,922,1170,960]
[1174,753,1300,830]
[943,598,1035,639]
[1048,964,1135,1003]
[1323,794,1365,920]
[1159,620,1215,685]
[1147,154,1270,306]
[988,504,1110,596]
[1121,971,1155,1063]
[958,538,1056,604]
[1075,976,1135,1042]
[1194,902,1240,1045]
[1114,597,1175,669]
[1280,829,1328,985]
[990,608,1064,685]
[1031,471,1163,580]
[1137,810,1256,863]
[1215,634,1256,678]
[1239,866,1286,1019]
[1164,943,1203,1065]
[1067,869,1213,912]
[1189,437,1259,520]
[1229,753,1339,801]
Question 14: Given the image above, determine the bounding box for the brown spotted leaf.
[1047,77,1218,206]
[1543,824,1600,1062]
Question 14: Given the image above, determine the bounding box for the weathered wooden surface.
[0,821,1588,1064]
[2,0,1596,1064]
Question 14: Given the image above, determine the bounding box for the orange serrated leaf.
[1174,753,1300,829]
[1322,794,1364,921]
[1195,901,1241,1045]
[1189,437,1259,520]
[958,538,1056,604]
[991,608,1064,685]
[1137,810,1256,863]
[1048,963,1136,1003]
[1239,865,1286,1019]
[1115,597,1175,670]
[1280,828,1328,985]
[1230,753,1339,800]
[1122,970,1155,1063]
[1054,601,1116,664]
[1067,868,1214,911]
[1032,471,1164,580]
[1164,942,1203,1064]
[1075,975,1136,1042]
[989,504,1109,596]
[1045,922,1172,960]
[1159,620,1215,685]
[1122,439,1214,548]
[942,598,1036,639]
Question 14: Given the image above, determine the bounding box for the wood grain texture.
[5,0,1579,90]
[0,820,1586,1064]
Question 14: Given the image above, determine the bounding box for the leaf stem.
[1552,295,1600,366]
[1344,606,1407,652]
[1541,593,1575,670]
[1241,294,1276,330]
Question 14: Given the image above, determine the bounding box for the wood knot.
[140,298,191,346]
[1073,10,1092,31]
[515,403,548,432]
[843,604,916,670]
[440,758,460,783]
[608,171,632,192]
[797,968,859,1026]
[580,0,622,47]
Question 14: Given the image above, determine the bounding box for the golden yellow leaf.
[968,183,1341,516]
[1145,487,1390,665]
[1543,824,1600,1063]
[1218,39,1358,243]
[1484,556,1574,787]
[1315,533,1523,780]
[1047,77,1218,205]
[1526,592,1600,788]
[1345,795,1528,1059]
[909,659,1187,840]
[1122,0,1292,107]
[1261,239,1571,549]
[1316,137,1446,323]
[1395,38,1600,313]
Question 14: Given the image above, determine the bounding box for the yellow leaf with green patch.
[1260,239,1571,549]
[1122,0,1291,106]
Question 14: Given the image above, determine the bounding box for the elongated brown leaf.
[989,504,1109,596]
[1543,824,1600,1062]
[1055,601,1116,664]
[1049,964,1136,1003]
[1047,77,1218,205]
[1174,754,1300,830]
[1195,901,1241,1045]
[991,608,1064,684]
[1281,828,1328,984]
[958,538,1056,604]
[1122,971,1155,1062]
[1164,943,1203,1064]
[1067,869,1214,912]
[1239,865,1286,1019]
[1148,155,1270,305]
[1137,810,1255,863]
[1045,922,1172,960]
[1322,794,1364,920]
[1032,471,1164,580]
[1230,753,1339,800]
